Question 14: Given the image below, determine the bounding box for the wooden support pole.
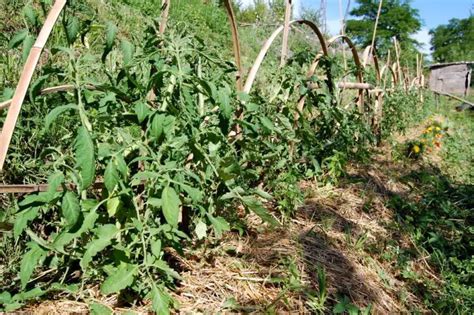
[0,182,104,194]
[393,37,403,86]
[370,0,383,56]
[0,0,66,171]
[159,0,170,35]
[0,84,97,110]
[223,0,243,91]
[337,82,374,90]
[434,91,474,107]
[280,0,292,67]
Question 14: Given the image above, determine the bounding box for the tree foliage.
[237,0,286,23]
[346,0,421,55]
[429,16,474,63]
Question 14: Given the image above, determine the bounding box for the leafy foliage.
[346,0,422,55]
[0,0,433,313]
[429,16,474,63]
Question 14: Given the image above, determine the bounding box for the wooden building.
[429,61,473,96]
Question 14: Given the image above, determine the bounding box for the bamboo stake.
[434,91,474,107]
[393,37,402,86]
[337,82,373,90]
[159,0,170,35]
[0,0,66,171]
[370,0,383,56]
[0,84,98,110]
[223,0,243,91]
[244,20,329,94]
[280,0,292,67]
[0,182,104,194]
[0,83,137,111]
[327,35,364,111]
[338,0,347,70]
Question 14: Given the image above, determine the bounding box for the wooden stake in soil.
[0,0,66,171]
[159,0,171,35]
[370,0,383,56]
[393,37,403,87]
[280,0,292,67]
[223,0,243,91]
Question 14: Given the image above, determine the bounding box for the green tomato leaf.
[89,302,112,315]
[134,102,150,124]
[80,224,119,270]
[74,127,96,190]
[242,196,279,226]
[0,291,12,304]
[161,186,181,227]
[65,16,80,45]
[14,208,39,239]
[61,191,80,227]
[104,159,119,193]
[8,29,28,49]
[44,104,78,132]
[23,5,37,27]
[120,39,135,65]
[21,34,35,63]
[207,214,230,238]
[150,238,162,258]
[150,285,170,315]
[100,264,138,295]
[20,243,46,289]
[106,197,121,217]
[105,21,118,51]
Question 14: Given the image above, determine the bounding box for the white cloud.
[412,28,432,56]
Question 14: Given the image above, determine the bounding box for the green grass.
[437,96,474,184]
[385,94,474,313]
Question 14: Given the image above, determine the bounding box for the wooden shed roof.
[428,61,474,69]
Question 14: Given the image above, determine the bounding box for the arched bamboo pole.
[223,0,243,91]
[0,0,66,170]
[243,20,329,94]
[327,35,365,111]
[380,64,398,87]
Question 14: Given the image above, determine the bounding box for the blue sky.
[240,0,473,55]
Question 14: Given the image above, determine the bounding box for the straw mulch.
[23,146,440,314]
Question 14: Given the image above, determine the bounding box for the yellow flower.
[427,127,433,132]
[435,127,441,131]
[412,145,420,153]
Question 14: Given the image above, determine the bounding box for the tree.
[346,0,421,55]
[429,16,474,63]
[237,0,286,23]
